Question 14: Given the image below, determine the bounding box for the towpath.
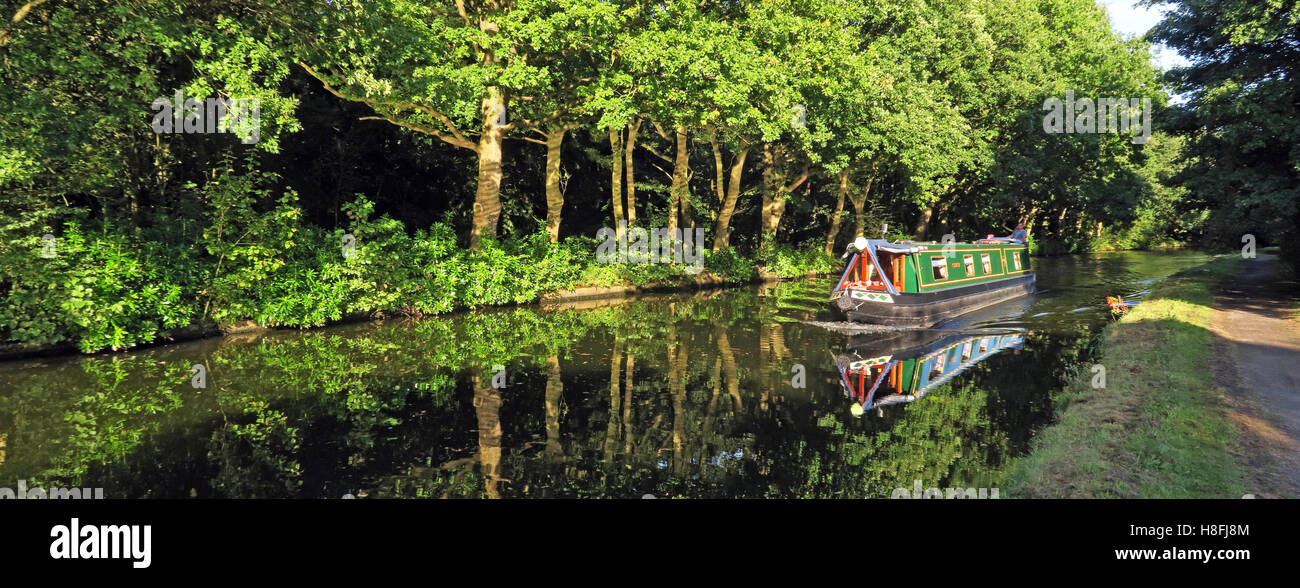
[1213,254,1300,498]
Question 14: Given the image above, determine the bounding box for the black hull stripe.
[831,274,1036,327]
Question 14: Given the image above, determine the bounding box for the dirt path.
[1212,254,1300,498]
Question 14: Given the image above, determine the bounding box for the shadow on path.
[1213,254,1300,498]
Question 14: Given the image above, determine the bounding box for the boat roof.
[883,238,1026,248]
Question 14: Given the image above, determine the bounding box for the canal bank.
[1007,253,1300,498]
[0,250,1224,498]
[0,265,834,363]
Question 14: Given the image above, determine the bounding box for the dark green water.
[0,250,1212,498]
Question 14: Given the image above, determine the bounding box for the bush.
[755,242,838,278]
[705,247,757,282]
[252,227,350,327]
[1,174,838,352]
[0,221,198,351]
[194,166,303,324]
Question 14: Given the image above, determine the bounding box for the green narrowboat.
[829,237,1035,326]
[834,329,1025,415]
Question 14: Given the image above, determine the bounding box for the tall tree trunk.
[709,125,725,213]
[848,172,874,239]
[625,119,640,227]
[826,168,849,254]
[670,125,691,233]
[609,126,626,240]
[766,189,790,247]
[469,88,506,249]
[709,127,750,251]
[761,144,779,247]
[543,126,567,243]
[913,204,933,241]
[760,144,807,248]
[605,336,622,461]
[473,375,503,498]
[544,355,563,459]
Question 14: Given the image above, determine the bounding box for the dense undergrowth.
[0,168,836,353]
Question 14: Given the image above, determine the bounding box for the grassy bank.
[1006,255,1249,498]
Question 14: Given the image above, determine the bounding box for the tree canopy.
[1,0,1245,353]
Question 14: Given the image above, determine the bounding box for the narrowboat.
[829,237,1035,327]
[833,329,1025,415]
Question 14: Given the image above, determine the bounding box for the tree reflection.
[0,281,1093,498]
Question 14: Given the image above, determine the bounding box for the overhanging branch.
[298,60,479,151]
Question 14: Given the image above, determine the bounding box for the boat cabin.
[834,238,1031,296]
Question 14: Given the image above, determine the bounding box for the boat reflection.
[834,329,1025,416]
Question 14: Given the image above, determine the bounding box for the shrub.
[0,221,198,351]
[705,247,756,282]
[194,166,303,324]
[756,242,838,278]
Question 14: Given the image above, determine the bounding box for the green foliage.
[1150,0,1300,267]
[196,164,304,324]
[705,247,757,282]
[0,0,1218,351]
[755,242,838,278]
[0,221,198,351]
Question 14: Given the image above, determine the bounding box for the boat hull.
[830,273,1035,327]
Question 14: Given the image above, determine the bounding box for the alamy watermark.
[50,518,151,569]
[891,479,999,499]
[40,233,56,258]
[342,233,357,260]
[150,90,260,144]
[491,364,507,389]
[0,479,105,499]
[595,221,706,274]
[1043,90,1151,144]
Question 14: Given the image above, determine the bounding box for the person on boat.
[1010,223,1027,242]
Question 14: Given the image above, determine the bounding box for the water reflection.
[835,330,1025,415]
[0,250,1215,498]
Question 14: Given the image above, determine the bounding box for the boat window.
[961,341,972,361]
[1012,252,1021,270]
[931,257,948,280]
[963,255,975,276]
[930,354,946,378]
[979,338,989,353]
[888,254,903,289]
[981,254,992,273]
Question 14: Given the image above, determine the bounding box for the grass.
[1005,255,1249,498]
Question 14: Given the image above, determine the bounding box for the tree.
[0,0,296,230]
[1149,0,1300,264]
[292,0,621,248]
[813,0,971,241]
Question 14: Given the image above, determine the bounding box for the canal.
[0,250,1213,498]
